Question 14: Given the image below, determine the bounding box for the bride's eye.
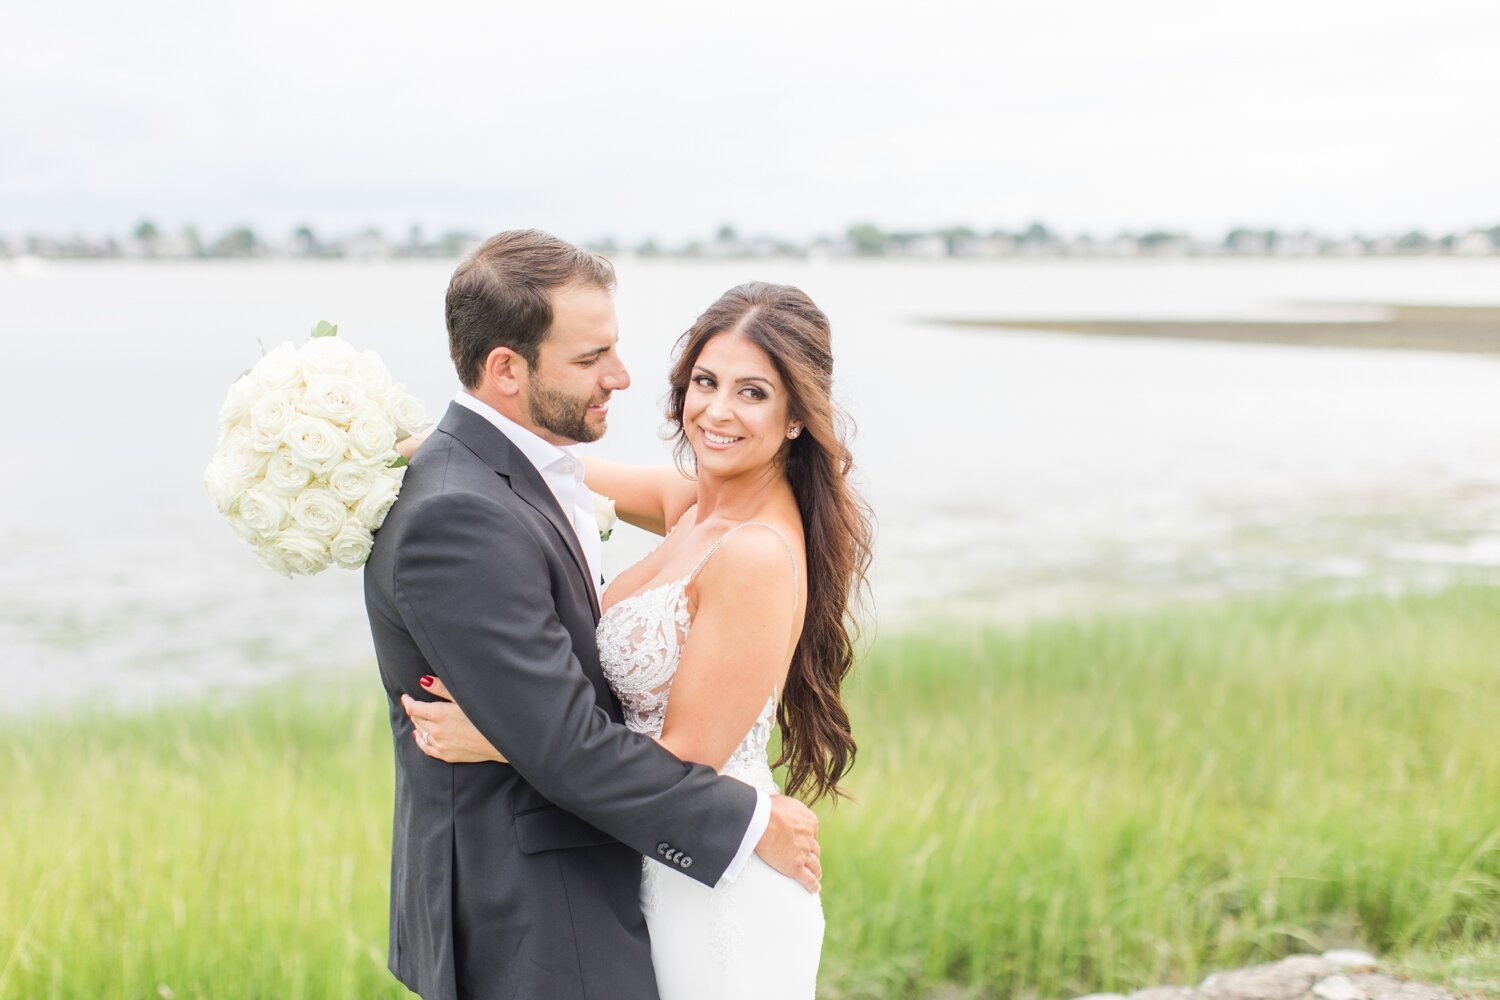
[740,387,766,401]
[693,374,716,389]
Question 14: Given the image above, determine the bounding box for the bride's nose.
[703,390,733,422]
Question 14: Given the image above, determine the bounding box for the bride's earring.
[787,424,801,439]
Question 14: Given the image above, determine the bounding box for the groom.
[364,230,821,1000]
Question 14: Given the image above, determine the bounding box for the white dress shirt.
[451,392,770,884]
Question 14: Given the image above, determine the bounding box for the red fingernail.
[419,675,434,688]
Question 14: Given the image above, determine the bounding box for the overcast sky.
[4,0,1497,242]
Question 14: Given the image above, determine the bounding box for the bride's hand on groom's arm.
[402,676,508,764]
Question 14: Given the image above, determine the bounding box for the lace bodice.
[596,519,798,796]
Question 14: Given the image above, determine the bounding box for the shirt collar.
[452,391,578,476]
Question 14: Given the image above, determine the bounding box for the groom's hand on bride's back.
[756,795,822,894]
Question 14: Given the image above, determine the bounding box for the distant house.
[1455,231,1495,256]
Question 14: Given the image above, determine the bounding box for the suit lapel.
[508,457,602,622]
[439,403,602,622]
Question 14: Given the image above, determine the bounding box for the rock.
[916,987,991,1000]
[1322,950,1379,971]
[1111,953,1460,1000]
[1199,955,1338,1000]
[1347,973,1456,1000]
[1312,974,1367,1000]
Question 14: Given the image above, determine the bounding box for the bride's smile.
[700,429,740,447]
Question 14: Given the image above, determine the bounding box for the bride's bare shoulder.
[694,518,804,602]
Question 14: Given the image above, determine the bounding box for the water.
[3,257,1498,711]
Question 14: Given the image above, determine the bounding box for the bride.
[402,280,872,997]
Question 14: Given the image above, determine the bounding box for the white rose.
[253,343,302,393]
[330,524,375,569]
[298,336,359,379]
[290,486,348,538]
[203,458,246,515]
[384,388,428,437]
[263,448,313,494]
[354,471,401,530]
[248,391,298,452]
[255,543,294,577]
[218,374,259,427]
[269,526,331,576]
[283,415,348,475]
[301,374,366,425]
[220,427,272,482]
[239,487,291,535]
[227,506,262,543]
[595,493,617,541]
[356,349,393,401]
[327,460,379,505]
[347,405,398,459]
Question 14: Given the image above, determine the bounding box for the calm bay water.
[2,257,1498,711]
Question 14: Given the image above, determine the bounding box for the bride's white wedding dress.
[597,519,824,999]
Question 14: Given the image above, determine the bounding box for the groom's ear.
[482,346,526,397]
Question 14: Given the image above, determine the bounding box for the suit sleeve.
[391,489,757,886]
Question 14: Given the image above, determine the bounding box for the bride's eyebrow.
[693,365,773,387]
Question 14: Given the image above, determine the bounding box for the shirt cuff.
[716,789,771,886]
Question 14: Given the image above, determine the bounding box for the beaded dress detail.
[595,519,792,795]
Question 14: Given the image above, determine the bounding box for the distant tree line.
[6,218,1499,261]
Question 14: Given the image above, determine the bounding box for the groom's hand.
[755,795,822,894]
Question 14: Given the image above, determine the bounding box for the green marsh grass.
[4,586,1499,998]
[820,585,1500,998]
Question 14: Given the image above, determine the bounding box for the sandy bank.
[930,304,1500,355]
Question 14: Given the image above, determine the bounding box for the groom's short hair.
[446,230,617,388]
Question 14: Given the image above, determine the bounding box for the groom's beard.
[526,374,605,443]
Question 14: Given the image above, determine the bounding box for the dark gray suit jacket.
[364,402,758,1000]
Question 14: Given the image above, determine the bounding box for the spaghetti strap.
[687,521,800,613]
[665,503,697,537]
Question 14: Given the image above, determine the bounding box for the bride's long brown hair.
[666,282,873,803]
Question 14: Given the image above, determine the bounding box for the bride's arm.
[655,528,801,770]
[581,457,697,536]
[396,428,433,461]
[406,678,656,766]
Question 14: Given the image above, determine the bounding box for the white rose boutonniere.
[594,493,617,542]
[204,320,427,576]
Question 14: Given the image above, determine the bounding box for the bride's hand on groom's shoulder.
[755,795,822,894]
[396,427,433,461]
[402,676,508,764]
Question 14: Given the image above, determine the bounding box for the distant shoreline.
[929,303,1500,356]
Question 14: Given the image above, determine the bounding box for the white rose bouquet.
[204,321,426,576]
